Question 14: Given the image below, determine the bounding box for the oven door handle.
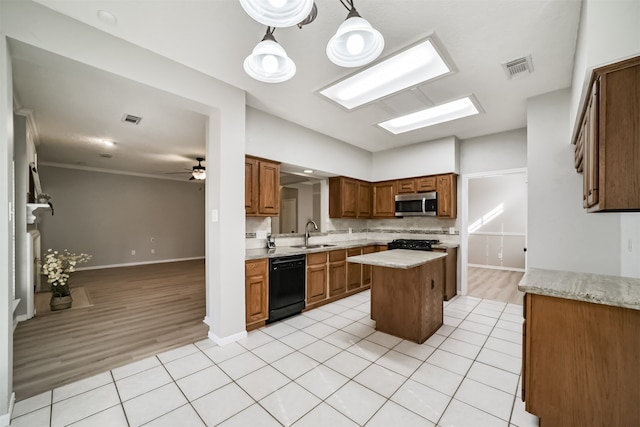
[422,197,427,214]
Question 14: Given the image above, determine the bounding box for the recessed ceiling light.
[378,96,481,134]
[97,10,117,26]
[303,169,313,174]
[319,36,453,110]
[102,140,116,147]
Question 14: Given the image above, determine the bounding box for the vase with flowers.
[42,249,92,311]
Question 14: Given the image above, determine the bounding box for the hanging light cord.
[262,26,277,42]
[338,0,354,11]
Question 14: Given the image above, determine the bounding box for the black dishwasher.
[268,255,306,323]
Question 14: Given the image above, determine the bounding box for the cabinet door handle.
[431,279,435,289]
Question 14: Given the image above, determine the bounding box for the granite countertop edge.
[347,249,447,269]
[246,239,458,260]
[518,267,640,311]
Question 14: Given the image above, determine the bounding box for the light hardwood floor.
[13,259,208,400]
[466,266,525,305]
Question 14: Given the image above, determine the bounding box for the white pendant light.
[327,2,384,67]
[239,0,315,28]
[244,27,296,83]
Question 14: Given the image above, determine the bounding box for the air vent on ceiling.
[502,55,534,79]
[122,114,142,125]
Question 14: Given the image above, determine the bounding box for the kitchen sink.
[291,244,336,249]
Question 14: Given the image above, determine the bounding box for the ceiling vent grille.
[122,114,142,125]
[502,55,534,79]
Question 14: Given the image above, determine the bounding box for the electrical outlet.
[497,252,503,260]
[151,249,155,254]
[150,237,155,243]
[348,228,352,235]
[256,230,267,239]
[131,250,136,256]
[449,227,455,234]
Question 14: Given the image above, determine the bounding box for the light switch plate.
[449,227,455,234]
[256,230,267,239]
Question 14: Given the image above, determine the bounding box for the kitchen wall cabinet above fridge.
[245,156,280,217]
[329,173,457,219]
[573,55,640,212]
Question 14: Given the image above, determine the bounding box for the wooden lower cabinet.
[362,246,376,286]
[432,247,457,300]
[305,246,373,310]
[245,259,268,329]
[328,250,347,297]
[306,252,327,305]
[347,248,363,291]
[523,293,640,426]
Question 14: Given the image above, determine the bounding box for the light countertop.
[246,239,458,260]
[347,249,447,269]
[518,268,640,311]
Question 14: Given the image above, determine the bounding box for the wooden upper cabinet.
[436,173,457,218]
[573,55,640,212]
[329,176,371,218]
[245,157,259,215]
[246,156,280,217]
[358,181,372,217]
[397,178,416,194]
[373,180,397,218]
[416,176,436,192]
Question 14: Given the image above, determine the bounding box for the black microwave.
[395,192,437,216]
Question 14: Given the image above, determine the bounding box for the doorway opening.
[461,168,527,304]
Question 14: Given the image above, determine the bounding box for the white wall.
[371,137,458,181]
[570,0,640,127]
[0,23,16,426]
[459,129,527,175]
[527,89,620,275]
[568,0,640,276]
[38,166,205,268]
[2,0,248,369]
[246,107,372,181]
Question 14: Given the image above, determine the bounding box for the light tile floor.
[10,293,539,427]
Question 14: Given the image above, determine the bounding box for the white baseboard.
[0,393,15,427]
[203,316,247,346]
[468,264,525,273]
[75,256,205,271]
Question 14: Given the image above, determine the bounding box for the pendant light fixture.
[244,27,296,83]
[326,0,384,67]
[239,0,315,28]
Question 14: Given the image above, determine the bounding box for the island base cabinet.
[523,293,640,427]
[370,259,443,344]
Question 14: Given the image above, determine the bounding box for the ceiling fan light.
[239,0,314,27]
[192,169,206,180]
[244,39,296,83]
[327,15,384,67]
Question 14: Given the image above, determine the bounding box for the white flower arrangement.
[42,249,92,297]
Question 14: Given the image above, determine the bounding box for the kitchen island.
[348,249,447,344]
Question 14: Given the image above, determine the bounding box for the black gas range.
[387,238,440,251]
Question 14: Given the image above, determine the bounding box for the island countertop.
[348,249,447,269]
[518,268,640,311]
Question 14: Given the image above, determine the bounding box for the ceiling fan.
[166,157,206,180]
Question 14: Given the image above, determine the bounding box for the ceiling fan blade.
[165,171,191,175]
[189,176,195,180]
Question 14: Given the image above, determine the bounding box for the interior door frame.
[460,167,528,296]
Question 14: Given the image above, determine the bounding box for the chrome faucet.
[305,220,318,247]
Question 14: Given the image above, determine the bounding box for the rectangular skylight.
[319,37,453,110]
[378,96,480,134]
